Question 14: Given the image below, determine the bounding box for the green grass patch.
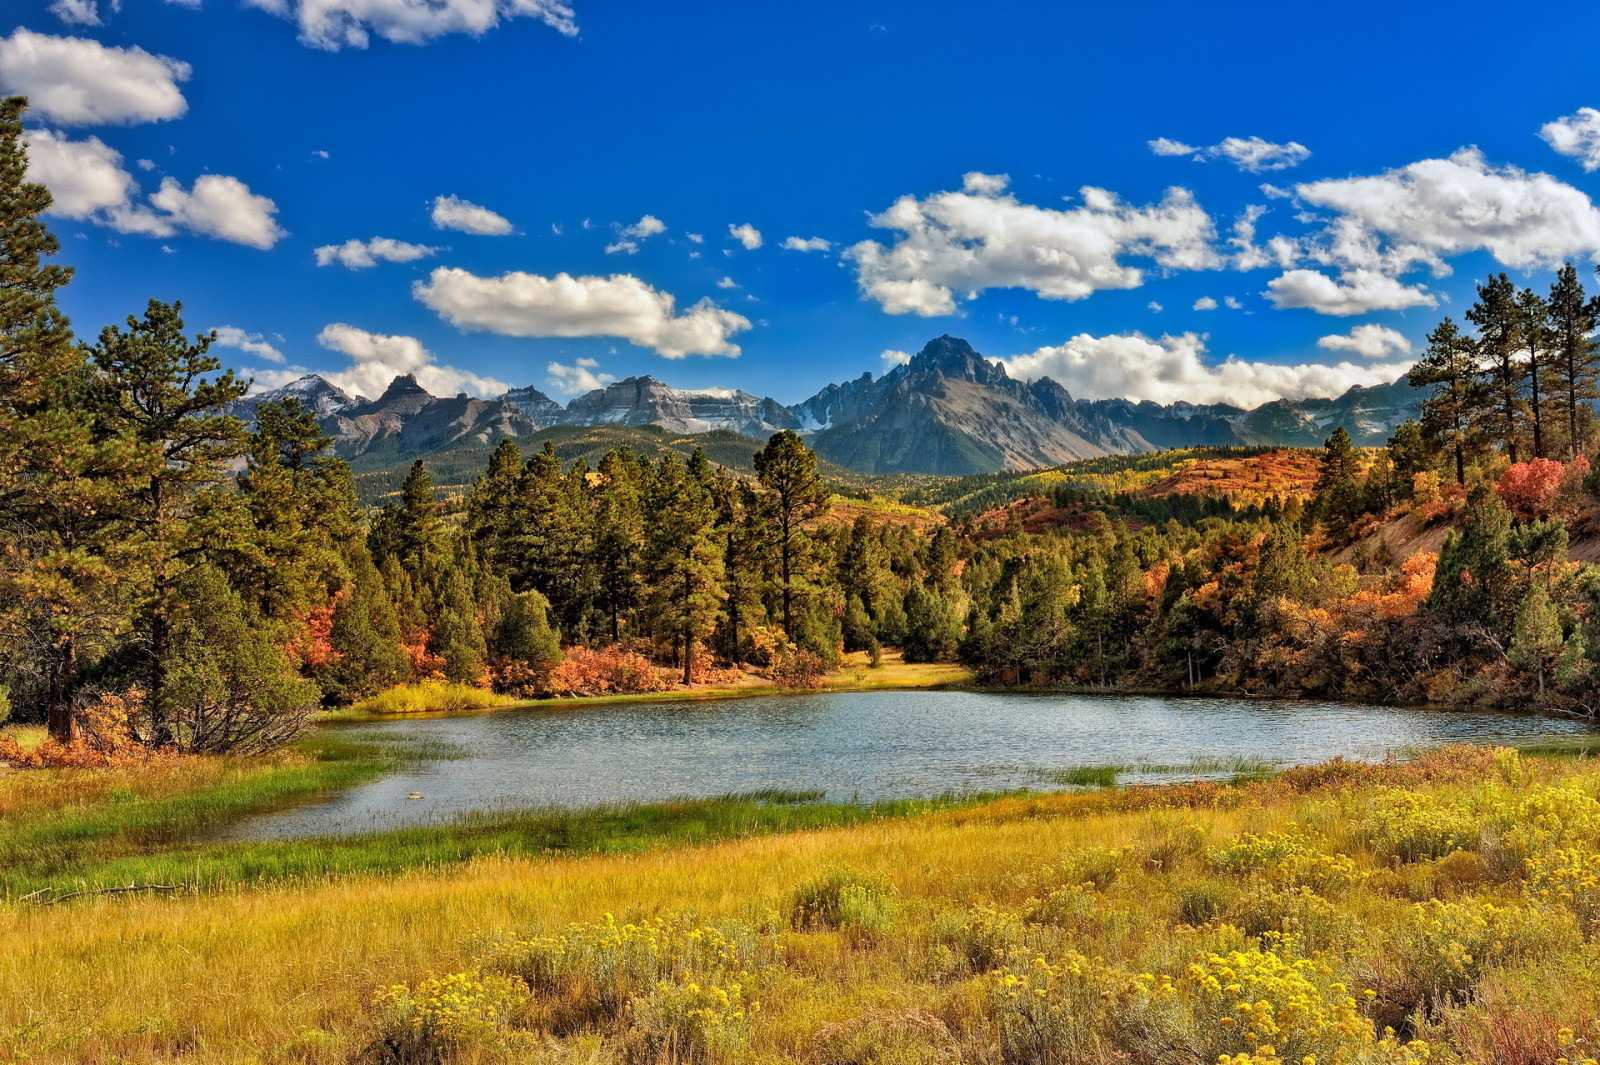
[350,680,522,715]
[11,790,1007,901]
[0,731,408,899]
[1037,765,1122,788]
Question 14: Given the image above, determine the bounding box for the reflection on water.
[225,690,1594,840]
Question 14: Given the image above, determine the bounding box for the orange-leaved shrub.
[547,645,675,697]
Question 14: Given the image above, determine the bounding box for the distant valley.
[237,335,1424,482]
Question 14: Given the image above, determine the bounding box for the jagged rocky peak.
[907,335,1011,385]
[357,373,437,417]
[564,375,798,437]
[500,384,565,425]
[236,374,357,418]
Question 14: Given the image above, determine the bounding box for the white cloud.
[1540,108,1600,172]
[1193,296,1218,310]
[782,235,831,252]
[247,0,577,49]
[414,268,753,358]
[546,357,615,395]
[315,323,508,399]
[728,223,762,250]
[0,29,190,125]
[845,175,1218,316]
[604,240,638,255]
[1316,323,1413,359]
[715,276,739,289]
[23,128,135,216]
[23,130,284,248]
[314,236,437,268]
[430,194,513,235]
[1001,331,1412,407]
[962,171,1011,194]
[880,349,912,367]
[622,214,665,238]
[685,232,704,244]
[49,0,101,26]
[212,326,285,363]
[1150,135,1310,172]
[1292,148,1600,276]
[1147,301,1163,312]
[142,175,286,249]
[1264,268,1436,316]
[1148,138,1197,157]
[1224,296,1242,309]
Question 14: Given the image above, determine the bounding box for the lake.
[225,690,1595,839]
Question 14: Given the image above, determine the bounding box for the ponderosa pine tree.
[1517,286,1553,459]
[1467,273,1525,461]
[1312,427,1362,532]
[466,438,522,570]
[591,447,644,641]
[1409,317,1487,484]
[642,453,723,684]
[754,430,828,639]
[87,300,248,746]
[1548,263,1600,457]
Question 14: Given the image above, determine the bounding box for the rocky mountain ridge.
[237,336,1424,475]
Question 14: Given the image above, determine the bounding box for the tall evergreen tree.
[591,447,645,642]
[642,453,723,684]
[1548,263,1600,457]
[1516,287,1553,459]
[1312,427,1362,532]
[1467,273,1524,461]
[753,430,829,638]
[1409,317,1487,484]
[87,300,248,746]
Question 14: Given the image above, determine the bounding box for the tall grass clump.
[351,680,521,715]
[790,866,899,939]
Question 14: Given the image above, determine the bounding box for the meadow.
[7,742,1600,1063]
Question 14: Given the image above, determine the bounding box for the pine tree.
[1312,427,1362,532]
[753,430,829,638]
[1517,287,1553,459]
[591,447,644,641]
[394,460,442,574]
[1467,273,1524,461]
[466,438,522,569]
[1429,485,1516,645]
[322,548,409,700]
[1548,263,1600,457]
[642,453,723,684]
[1409,318,1487,484]
[87,300,249,746]
[432,563,487,685]
[1509,585,1563,696]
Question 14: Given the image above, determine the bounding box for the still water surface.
[226,690,1594,839]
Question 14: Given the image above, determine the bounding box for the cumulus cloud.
[880,349,912,366]
[23,128,135,217]
[414,268,752,358]
[845,172,1218,316]
[315,323,508,399]
[1224,296,1243,309]
[1292,148,1600,276]
[1193,296,1218,310]
[314,236,437,268]
[24,130,285,248]
[728,223,762,250]
[1264,268,1436,316]
[1316,323,1413,359]
[546,356,615,395]
[715,276,739,289]
[430,194,513,235]
[49,0,101,26]
[604,240,638,255]
[141,175,286,248]
[622,214,665,238]
[212,326,285,363]
[1150,135,1310,172]
[247,0,577,49]
[1000,331,1412,407]
[0,29,190,125]
[685,232,704,244]
[1147,301,1163,312]
[782,236,831,252]
[1540,108,1600,171]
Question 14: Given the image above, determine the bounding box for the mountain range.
[237,335,1423,477]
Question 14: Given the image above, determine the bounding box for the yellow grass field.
[7,744,1600,1063]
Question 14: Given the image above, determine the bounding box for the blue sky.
[8,0,1600,407]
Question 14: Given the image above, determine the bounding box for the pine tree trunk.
[46,634,77,744]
